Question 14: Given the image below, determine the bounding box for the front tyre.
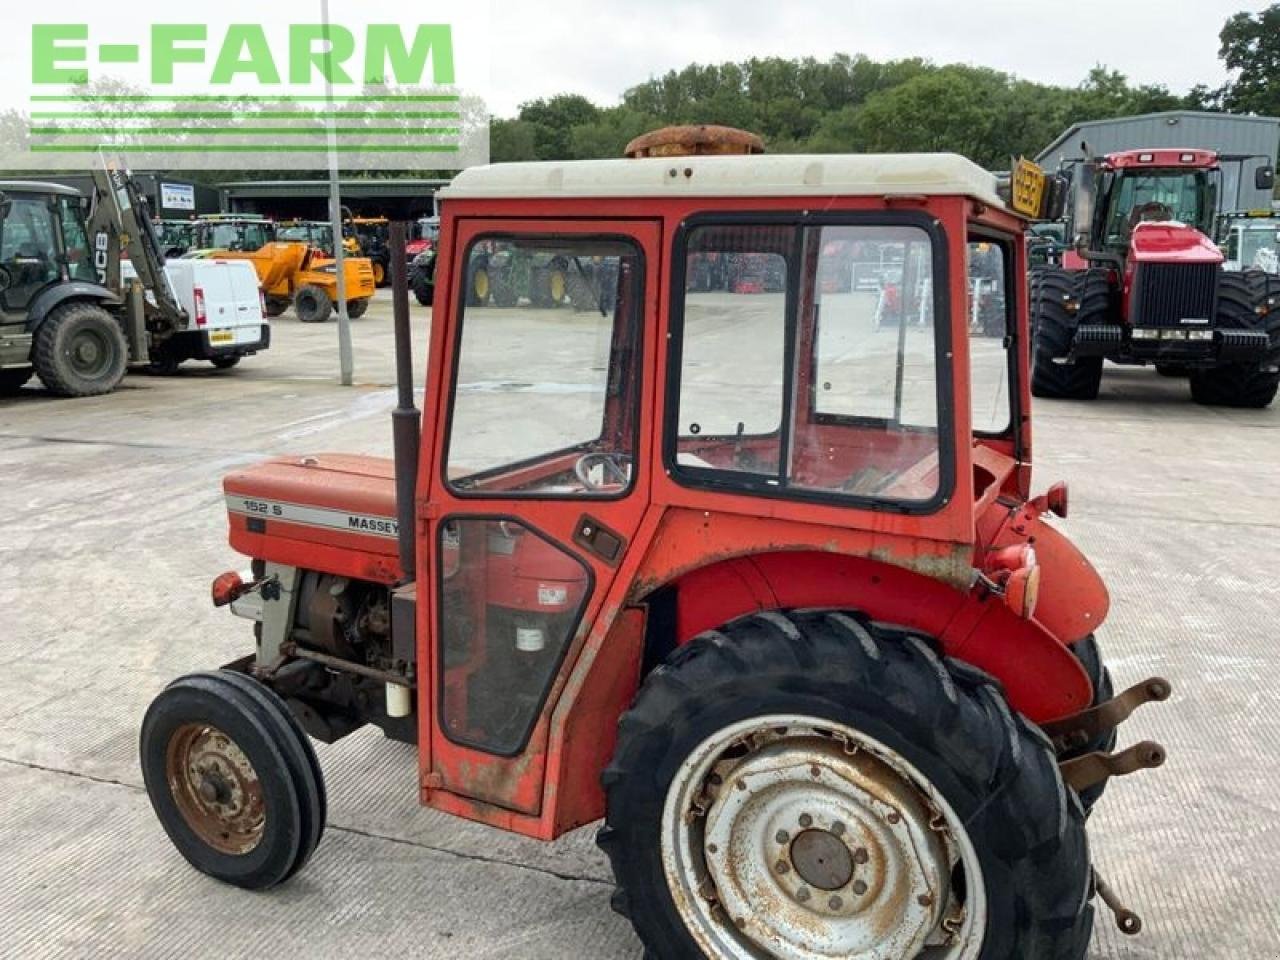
[599,610,1092,960]
[140,670,325,889]
[32,301,128,397]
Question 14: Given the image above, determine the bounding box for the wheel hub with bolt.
[164,722,266,856]
[662,716,986,960]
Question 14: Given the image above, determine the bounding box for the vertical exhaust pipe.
[389,222,420,579]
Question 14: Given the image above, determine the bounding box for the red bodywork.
[225,189,1109,841]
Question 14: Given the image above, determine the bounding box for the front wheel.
[294,284,334,324]
[600,611,1093,960]
[210,355,241,370]
[32,301,129,397]
[140,670,326,889]
[345,298,369,320]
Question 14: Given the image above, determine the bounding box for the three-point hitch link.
[1040,677,1173,937]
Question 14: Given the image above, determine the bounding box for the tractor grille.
[1130,263,1218,328]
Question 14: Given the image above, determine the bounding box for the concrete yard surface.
[2,288,1279,958]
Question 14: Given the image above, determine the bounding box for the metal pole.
[322,0,353,386]
[389,222,420,578]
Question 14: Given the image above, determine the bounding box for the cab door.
[425,218,660,817]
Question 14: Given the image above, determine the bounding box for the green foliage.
[1217,3,1280,117]
[492,55,1212,167]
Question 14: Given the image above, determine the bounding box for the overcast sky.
[486,0,1267,117]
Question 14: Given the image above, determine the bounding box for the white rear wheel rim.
[660,714,986,960]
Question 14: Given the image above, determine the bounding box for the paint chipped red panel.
[227,516,403,583]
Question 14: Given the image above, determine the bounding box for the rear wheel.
[1189,271,1280,408]
[0,367,33,394]
[345,298,369,320]
[1029,268,1105,400]
[372,261,387,287]
[140,670,325,889]
[411,268,434,306]
[32,301,129,397]
[294,284,334,324]
[600,610,1093,960]
[210,356,241,370]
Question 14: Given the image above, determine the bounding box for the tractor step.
[1042,677,1172,754]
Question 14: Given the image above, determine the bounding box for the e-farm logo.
[10,16,489,171]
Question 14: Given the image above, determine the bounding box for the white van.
[122,258,270,372]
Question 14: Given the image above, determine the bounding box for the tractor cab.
[0,181,98,317]
[1219,209,1280,274]
[142,128,1172,959]
[190,215,275,254]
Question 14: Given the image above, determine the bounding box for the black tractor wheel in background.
[294,285,334,324]
[32,300,129,397]
[140,670,325,890]
[1029,267,1105,400]
[210,356,241,370]
[0,367,33,394]
[490,269,519,308]
[345,298,370,320]
[410,268,434,307]
[263,297,290,319]
[600,610,1094,960]
[1064,634,1116,812]
[1189,271,1280,408]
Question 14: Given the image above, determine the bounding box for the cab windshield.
[1104,168,1216,247]
[197,221,272,252]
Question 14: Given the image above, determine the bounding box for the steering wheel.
[574,452,631,491]
[1130,202,1173,226]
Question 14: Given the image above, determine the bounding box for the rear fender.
[664,550,1091,723]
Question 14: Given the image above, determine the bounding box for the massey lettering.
[348,516,397,535]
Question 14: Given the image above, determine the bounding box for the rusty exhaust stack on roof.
[623,125,765,158]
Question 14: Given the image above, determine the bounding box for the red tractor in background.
[139,128,1172,959]
[1031,147,1279,406]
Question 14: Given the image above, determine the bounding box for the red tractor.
[140,128,1170,959]
[1031,147,1279,406]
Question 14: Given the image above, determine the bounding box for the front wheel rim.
[165,722,266,855]
[661,714,986,960]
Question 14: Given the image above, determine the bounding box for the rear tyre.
[1064,634,1115,812]
[410,268,434,306]
[372,261,387,287]
[345,298,369,320]
[294,284,334,324]
[600,610,1093,960]
[0,367,33,394]
[210,356,241,370]
[1029,267,1105,400]
[32,301,129,397]
[140,670,325,889]
[1189,271,1280,408]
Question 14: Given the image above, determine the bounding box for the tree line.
[492,4,1280,171]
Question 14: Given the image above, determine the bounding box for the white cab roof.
[441,153,1004,206]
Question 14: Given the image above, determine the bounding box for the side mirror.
[0,191,10,220]
[1256,166,1275,191]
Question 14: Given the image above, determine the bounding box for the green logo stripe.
[31,110,461,119]
[31,126,461,135]
[30,94,462,102]
[30,143,461,153]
